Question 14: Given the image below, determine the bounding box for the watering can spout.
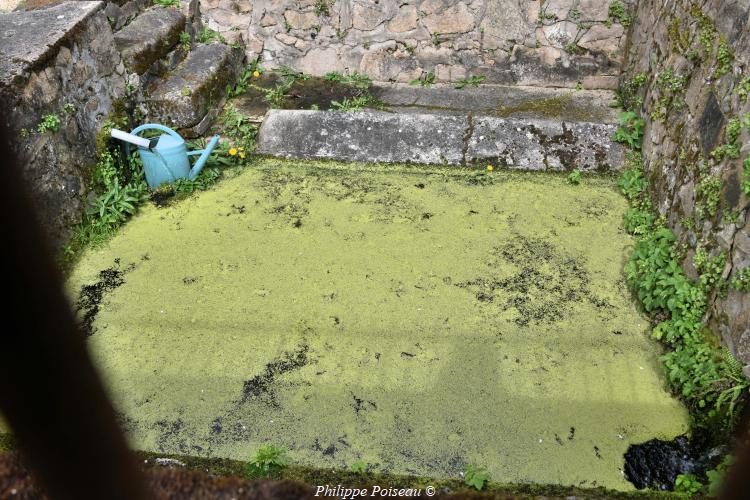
[189,135,221,180]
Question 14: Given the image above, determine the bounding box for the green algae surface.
[66,159,688,490]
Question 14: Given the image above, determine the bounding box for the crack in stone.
[461,112,474,166]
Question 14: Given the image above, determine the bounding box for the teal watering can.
[111,124,220,189]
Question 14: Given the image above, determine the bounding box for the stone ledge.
[467,117,624,172]
[371,83,621,124]
[256,109,625,171]
[256,110,467,165]
[0,0,103,88]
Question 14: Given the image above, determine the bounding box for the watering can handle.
[122,124,183,157]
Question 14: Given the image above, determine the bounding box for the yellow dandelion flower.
[229,148,238,156]
[238,146,244,151]
[253,70,260,78]
[486,165,494,171]
[239,152,246,159]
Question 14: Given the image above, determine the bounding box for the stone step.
[145,42,242,137]
[370,83,621,124]
[104,0,152,31]
[113,5,185,75]
[256,109,625,171]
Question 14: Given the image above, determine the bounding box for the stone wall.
[621,1,750,367]
[203,0,632,89]
[0,1,127,247]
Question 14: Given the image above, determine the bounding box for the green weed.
[613,111,645,149]
[714,37,734,79]
[567,169,582,185]
[564,42,584,55]
[650,69,687,122]
[695,174,722,219]
[624,208,655,235]
[674,474,702,495]
[226,58,264,98]
[463,464,489,491]
[410,72,435,87]
[173,167,222,193]
[350,460,367,474]
[37,114,61,133]
[179,31,191,52]
[197,27,226,44]
[618,164,647,201]
[711,116,743,161]
[245,445,289,478]
[737,76,750,103]
[454,75,485,89]
[621,156,748,435]
[324,71,372,89]
[608,1,631,27]
[154,0,179,6]
[314,0,330,16]
[219,103,258,151]
[731,267,750,292]
[330,95,374,112]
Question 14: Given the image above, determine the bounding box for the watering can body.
[112,124,220,190]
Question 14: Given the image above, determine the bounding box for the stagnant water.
[61,159,689,490]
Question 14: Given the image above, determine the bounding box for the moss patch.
[66,159,689,490]
[496,92,594,121]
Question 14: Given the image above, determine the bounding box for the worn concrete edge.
[256,109,624,170]
[0,1,105,90]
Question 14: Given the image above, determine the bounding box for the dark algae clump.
[73,261,132,336]
[624,435,723,490]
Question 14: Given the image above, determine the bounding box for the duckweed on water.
[63,159,688,490]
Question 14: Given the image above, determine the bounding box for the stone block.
[257,110,467,165]
[466,117,624,171]
[146,43,242,134]
[114,6,186,74]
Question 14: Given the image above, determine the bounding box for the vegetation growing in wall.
[197,26,226,45]
[608,1,632,27]
[37,113,61,134]
[695,171,722,220]
[650,69,687,122]
[619,153,748,437]
[713,37,734,79]
[324,71,372,89]
[617,73,647,111]
[692,5,716,61]
[737,76,750,103]
[330,95,376,112]
[314,0,332,17]
[454,75,485,89]
[410,72,435,87]
[614,111,646,149]
[179,31,191,52]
